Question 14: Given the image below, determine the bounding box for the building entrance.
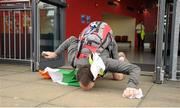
[0,0,67,72]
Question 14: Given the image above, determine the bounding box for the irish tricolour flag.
[45,67,80,87]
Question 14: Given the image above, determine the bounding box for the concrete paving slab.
[0,96,40,107]
[48,88,140,107]
[0,83,78,103]
[0,64,30,72]
[0,72,40,82]
[162,80,180,88]
[36,73,153,107]
[1,64,179,107]
[38,103,60,107]
[0,71,21,76]
[0,79,25,89]
[0,68,30,73]
[139,74,154,83]
[47,76,153,107]
[139,84,180,107]
[0,65,31,77]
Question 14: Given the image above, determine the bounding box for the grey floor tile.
[0,83,78,103]
[0,79,25,89]
[1,63,179,107]
[38,103,60,107]
[0,96,40,107]
[0,65,31,77]
[139,84,180,107]
[0,65,30,72]
[162,80,180,88]
[139,75,154,84]
[125,49,155,64]
[0,71,20,76]
[48,77,153,107]
[48,88,141,107]
[0,72,40,82]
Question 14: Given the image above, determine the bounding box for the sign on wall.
[81,14,91,24]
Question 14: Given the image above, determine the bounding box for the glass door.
[32,0,66,71]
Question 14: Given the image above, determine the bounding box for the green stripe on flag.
[57,69,80,87]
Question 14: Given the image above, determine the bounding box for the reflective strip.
[88,54,93,65]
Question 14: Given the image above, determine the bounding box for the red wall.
[66,0,143,38]
[143,6,158,33]
[0,0,157,48]
[66,0,101,38]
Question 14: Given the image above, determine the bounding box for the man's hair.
[76,64,94,86]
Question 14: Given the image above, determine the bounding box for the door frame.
[154,0,166,83]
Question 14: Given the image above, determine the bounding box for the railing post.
[169,0,180,80]
[31,0,38,72]
[154,0,166,84]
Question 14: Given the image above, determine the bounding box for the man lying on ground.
[42,21,141,98]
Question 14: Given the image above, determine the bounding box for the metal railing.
[0,2,32,62]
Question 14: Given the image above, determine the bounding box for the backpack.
[76,21,113,59]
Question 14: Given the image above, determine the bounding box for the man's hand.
[122,87,137,98]
[42,51,57,59]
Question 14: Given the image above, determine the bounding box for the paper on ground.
[129,88,143,99]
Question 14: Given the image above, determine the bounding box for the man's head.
[76,64,95,90]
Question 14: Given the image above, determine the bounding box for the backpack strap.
[77,40,84,58]
[99,33,112,49]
